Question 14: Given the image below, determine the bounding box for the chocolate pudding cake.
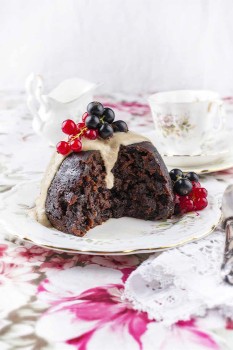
[34,102,174,236]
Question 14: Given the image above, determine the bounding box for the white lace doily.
[124,230,233,326]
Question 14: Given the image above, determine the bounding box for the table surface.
[0,92,233,350]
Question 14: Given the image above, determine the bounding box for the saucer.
[166,154,233,174]
[163,150,229,168]
[143,130,233,172]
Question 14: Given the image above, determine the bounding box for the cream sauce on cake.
[33,131,149,226]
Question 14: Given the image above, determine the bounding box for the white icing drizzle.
[34,131,149,226]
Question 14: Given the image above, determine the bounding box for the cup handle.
[209,99,225,132]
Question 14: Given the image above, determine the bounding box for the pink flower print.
[37,283,151,350]
[91,255,140,270]
[8,245,50,263]
[162,114,174,127]
[226,318,233,330]
[223,96,233,104]
[174,320,220,349]
[41,252,139,272]
[0,261,37,286]
[141,319,221,350]
[36,266,223,350]
[157,114,171,128]
[0,261,38,316]
[102,101,150,117]
[0,244,7,258]
[40,255,79,271]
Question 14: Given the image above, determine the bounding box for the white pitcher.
[26,74,99,145]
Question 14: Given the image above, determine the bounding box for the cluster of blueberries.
[85,101,128,139]
[169,169,198,196]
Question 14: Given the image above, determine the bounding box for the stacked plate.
[144,130,233,174]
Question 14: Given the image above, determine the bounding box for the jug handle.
[25,74,49,125]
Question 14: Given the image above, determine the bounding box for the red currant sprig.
[56,114,99,156]
[56,101,128,155]
[85,101,128,139]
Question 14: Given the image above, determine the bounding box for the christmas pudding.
[34,101,175,236]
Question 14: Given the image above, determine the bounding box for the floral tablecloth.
[0,92,233,350]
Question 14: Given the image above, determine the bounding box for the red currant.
[82,112,89,122]
[194,197,208,210]
[179,198,194,213]
[192,181,201,189]
[193,187,208,198]
[84,129,98,140]
[70,138,82,152]
[61,119,78,135]
[56,141,71,155]
[185,199,194,212]
[179,195,190,202]
[174,194,181,204]
[77,122,86,133]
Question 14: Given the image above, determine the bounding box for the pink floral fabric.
[0,93,233,349]
[0,239,231,350]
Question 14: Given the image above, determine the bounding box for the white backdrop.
[1,0,233,94]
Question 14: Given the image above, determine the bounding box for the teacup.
[148,90,225,155]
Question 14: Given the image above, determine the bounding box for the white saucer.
[163,150,229,168]
[166,154,233,174]
[144,130,233,173]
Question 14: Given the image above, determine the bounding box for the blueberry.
[87,102,104,117]
[103,108,115,123]
[112,120,128,132]
[99,123,114,139]
[174,178,193,196]
[85,115,100,129]
[169,169,183,182]
[186,172,199,182]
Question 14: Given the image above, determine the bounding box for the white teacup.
[148,90,225,155]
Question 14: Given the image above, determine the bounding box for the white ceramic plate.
[0,179,221,255]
